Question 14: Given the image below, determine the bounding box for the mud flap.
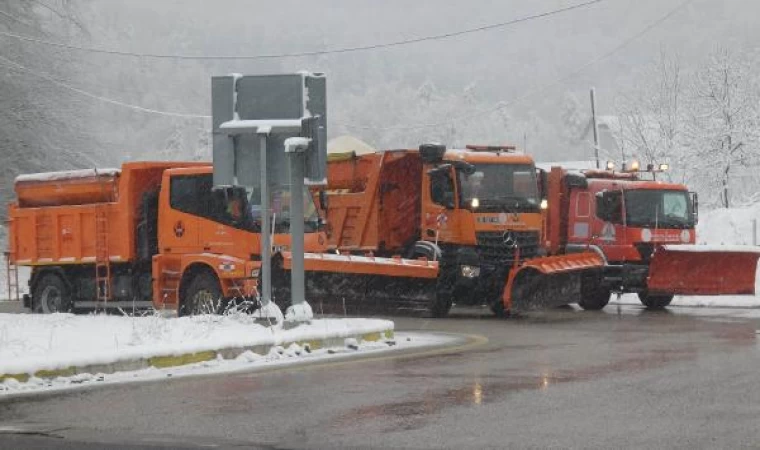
[271,252,442,316]
[502,253,605,313]
[647,245,760,296]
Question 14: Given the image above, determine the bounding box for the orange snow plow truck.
[321,143,604,316]
[6,162,439,316]
[528,164,760,311]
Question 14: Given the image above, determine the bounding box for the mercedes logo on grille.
[502,231,516,247]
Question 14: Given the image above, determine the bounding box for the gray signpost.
[211,73,326,323]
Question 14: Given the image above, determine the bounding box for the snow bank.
[0,332,450,397]
[696,203,760,246]
[0,313,393,375]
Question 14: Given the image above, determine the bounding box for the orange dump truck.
[321,143,603,316]
[7,162,438,315]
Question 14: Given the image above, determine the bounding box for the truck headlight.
[460,265,480,278]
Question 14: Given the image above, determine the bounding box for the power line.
[0,0,606,60]
[0,0,691,125]
[343,0,695,132]
[26,0,88,33]
[0,9,34,28]
[0,54,210,119]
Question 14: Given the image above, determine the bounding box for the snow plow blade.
[271,252,445,317]
[502,253,605,313]
[647,245,760,296]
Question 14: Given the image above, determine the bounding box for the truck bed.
[7,162,197,266]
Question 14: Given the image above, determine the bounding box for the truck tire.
[638,292,673,310]
[430,292,453,318]
[490,299,508,318]
[180,272,222,316]
[430,269,454,318]
[578,289,610,310]
[33,273,73,314]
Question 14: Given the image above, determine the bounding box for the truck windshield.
[625,189,693,229]
[458,163,540,212]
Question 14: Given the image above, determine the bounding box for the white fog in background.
[2,0,760,213]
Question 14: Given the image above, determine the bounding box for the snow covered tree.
[616,51,687,169]
[685,47,760,208]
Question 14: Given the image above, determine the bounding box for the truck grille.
[475,230,541,267]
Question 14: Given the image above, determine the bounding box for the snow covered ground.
[696,203,760,246]
[610,293,760,308]
[0,313,394,375]
[0,330,451,398]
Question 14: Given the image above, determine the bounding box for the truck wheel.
[429,291,453,318]
[33,273,73,314]
[180,272,222,316]
[638,292,673,310]
[490,299,508,318]
[578,289,610,310]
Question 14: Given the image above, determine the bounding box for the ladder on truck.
[4,251,19,302]
[94,209,111,309]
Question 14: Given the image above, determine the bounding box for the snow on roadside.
[610,293,760,308]
[0,313,393,375]
[696,203,760,246]
[0,332,450,397]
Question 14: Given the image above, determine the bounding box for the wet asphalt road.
[1,305,760,449]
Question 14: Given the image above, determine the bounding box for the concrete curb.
[0,329,394,383]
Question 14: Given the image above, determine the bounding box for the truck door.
[422,165,457,241]
[163,173,203,253]
[592,188,628,260]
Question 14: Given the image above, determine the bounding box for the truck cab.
[152,165,327,312]
[418,144,544,305]
[542,165,698,308]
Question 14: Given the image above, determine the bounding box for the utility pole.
[590,88,600,169]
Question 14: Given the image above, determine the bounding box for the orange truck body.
[321,146,544,309]
[8,162,261,312]
[7,161,438,315]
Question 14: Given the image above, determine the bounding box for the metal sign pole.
[258,130,272,307]
[289,149,306,306]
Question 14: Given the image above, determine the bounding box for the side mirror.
[427,164,452,178]
[595,192,609,221]
[452,160,476,175]
[690,191,699,224]
[536,168,548,202]
[596,191,622,223]
[428,165,456,209]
